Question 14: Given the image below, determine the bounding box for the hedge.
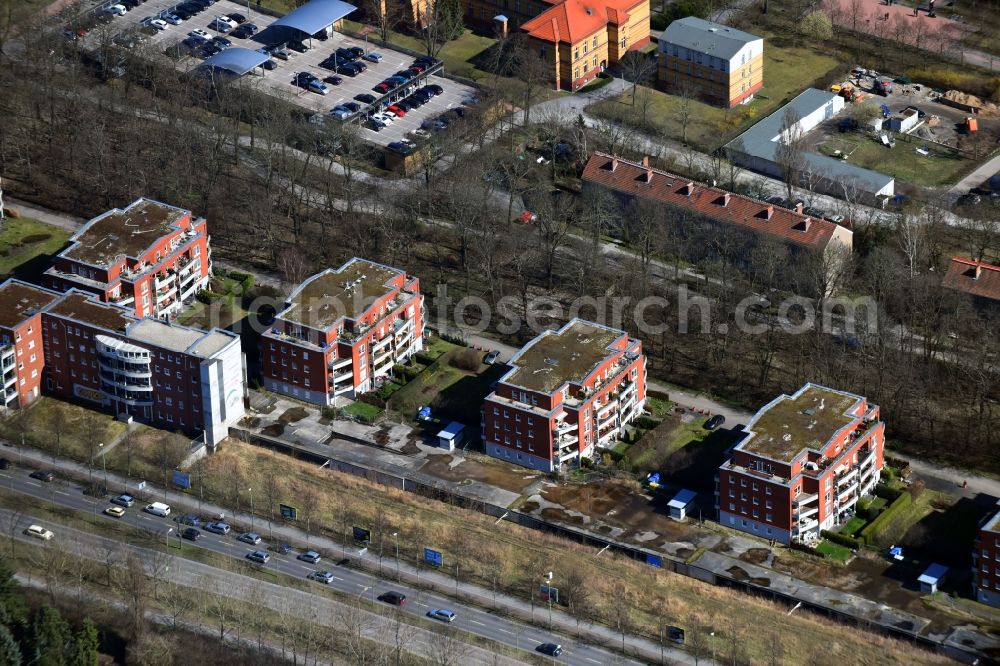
[858,491,912,546]
[633,416,659,430]
[196,290,226,304]
[821,529,861,550]
[874,483,903,501]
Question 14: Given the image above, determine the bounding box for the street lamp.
[247,486,254,533]
[709,631,716,664]
[392,531,399,580]
[165,527,173,547]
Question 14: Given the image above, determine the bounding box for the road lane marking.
[584,658,602,664]
[469,619,486,626]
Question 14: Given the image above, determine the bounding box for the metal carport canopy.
[269,0,357,36]
[200,47,270,75]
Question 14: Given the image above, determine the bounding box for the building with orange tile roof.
[942,257,1000,308]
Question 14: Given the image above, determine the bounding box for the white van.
[144,502,171,517]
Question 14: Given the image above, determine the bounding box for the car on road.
[427,609,456,622]
[484,350,500,365]
[25,525,54,540]
[536,643,562,656]
[175,513,201,527]
[704,414,725,430]
[270,542,293,554]
[204,521,230,535]
[246,550,270,564]
[310,570,335,584]
[29,470,54,482]
[111,494,135,507]
[0,458,9,470]
[667,626,685,644]
[182,527,202,540]
[104,506,126,518]
[297,550,321,563]
[363,51,382,63]
[237,532,261,545]
[378,591,406,606]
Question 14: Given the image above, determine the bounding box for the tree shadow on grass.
[660,426,742,493]
[432,364,507,423]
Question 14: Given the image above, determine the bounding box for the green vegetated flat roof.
[47,293,132,333]
[506,321,621,393]
[284,260,401,330]
[742,385,859,462]
[63,199,188,268]
[0,281,61,330]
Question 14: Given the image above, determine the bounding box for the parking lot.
[81,0,476,147]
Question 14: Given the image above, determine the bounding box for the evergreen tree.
[70,619,99,666]
[0,623,22,666]
[30,606,71,666]
[0,561,27,625]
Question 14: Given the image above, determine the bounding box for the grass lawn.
[816,540,854,562]
[103,425,190,484]
[1,397,125,464]
[629,415,707,474]
[0,218,70,279]
[841,515,867,537]
[388,347,507,424]
[587,42,841,152]
[816,133,972,186]
[344,400,382,423]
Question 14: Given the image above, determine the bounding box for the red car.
[373,82,391,93]
[409,64,424,74]
[386,104,406,117]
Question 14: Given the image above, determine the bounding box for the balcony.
[329,356,352,371]
[837,467,859,487]
[330,368,353,385]
[795,504,819,520]
[99,360,152,379]
[798,517,819,533]
[792,493,819,508]
[155,285,177,303]
[154,272,176,290]
[100,373,152,392]
[372,335,392,351]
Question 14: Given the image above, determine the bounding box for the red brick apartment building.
[974,503,1000,609]
[942,257,1000,308]
[44,198,211,319]
[0,280,245,444]
[261,258,424,405]
[481,319,646,472]
[716,384,885,545]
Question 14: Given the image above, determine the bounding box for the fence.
[230,427,983,664]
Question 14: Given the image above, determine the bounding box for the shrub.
[320,406,337,420]
[633,416,659,430]
[196,290,226,304]
[450,348,481,372]
[414,352,435,366]
[821,529,861,550]
[874,483,903,501]
[858,491,912,546]
[907,478,926,499]
[788,540,822,557]
[580,457,593,469]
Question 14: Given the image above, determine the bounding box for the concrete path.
[5,196,85,231]
[901,455,1000,501]
[949,151,1000,195]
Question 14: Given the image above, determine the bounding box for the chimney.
[644,169,654,183]
[611,158,618,172]
[764,205,774,219]
[800,218,812,232]
[974,262,983,280]
[641,156,650,167]
[681,182,694,195]
[795,202,804,214]
[721,192,730,206]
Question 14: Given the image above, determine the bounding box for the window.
[583,43,588,55]
[765,501,772,509]
[729,502,735,511]
[765,487,772,496]
[592,36,597,48]
[303,351,309,360]
[765,513,772,522]
[304,378,310,387]
[573,48,579,60]
[592,56,597,69]
[740,479,747,488]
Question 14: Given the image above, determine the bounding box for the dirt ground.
[539,478,700,543]
[419,452,542,494]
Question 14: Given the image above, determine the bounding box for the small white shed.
[437,421,467,451]
[918,563,948,594]
[668,489,697,521]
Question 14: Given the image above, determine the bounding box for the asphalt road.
[0,462,653,666]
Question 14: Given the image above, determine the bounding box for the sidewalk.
[7,442,699,665]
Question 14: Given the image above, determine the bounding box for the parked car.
[0,458,9,470]
[268,45,290,60]
[237,532,262,545]
[104,506,126,518]
[230,23,257,38]
[354,93,376,104]
[29,470,54,482]
[310,570,335,584]
[335,47,357,62]
[387,141,415,155]
[143,17,167,30]
[209,35,231,47]
[246,550,270,564]
[386,104,405,117]
[425,83,444,95]
[323,74,343,85]
[25,525,54,541]
[427,609,456,622]
[204,521,231,535]
[365,117,386,132]
[188,28,210,39]
[536,643,563,656]
[372,82,391,93]
[294,72,328,95]
[337,64,361,77]
[704,414,725,430]
[342,101,361,113]
[105,3,127,15]
[287,39,309,53]
[363,51,382,63]
[297,550,321,563]
[803,206,825,218]
[111,494,135,507]
[182,527,202,540]
[377,591,406,606]
[208,16,235,32]
[226,11,246,23]
[261,58,277,70]
[408,128,431,141]
[330,106,352,120]
[484,350,500,365]
[159,11,182,24]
